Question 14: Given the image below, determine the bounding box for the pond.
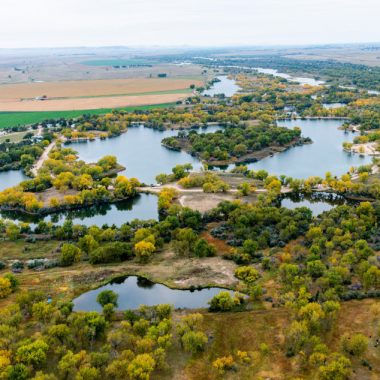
[73,276,233,312]
[0,170,28,191]
[203,76,240,97]
[254,68,325,86]
[244,119,371,178]
[71,124,224,185]
[280,192,352,216]
[0,193,158,228]
[322,103,346,109]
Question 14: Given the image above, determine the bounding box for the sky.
[0,0,379,48]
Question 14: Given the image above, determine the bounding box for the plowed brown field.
[0,78,200,111]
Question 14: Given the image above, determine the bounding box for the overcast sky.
[0,0,379,48]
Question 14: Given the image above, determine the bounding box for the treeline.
[0,133,53,173]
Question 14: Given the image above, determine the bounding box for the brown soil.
[0,78,200,100]
[0,93,189,111]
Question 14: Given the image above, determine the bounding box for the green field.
[80,59,157,67]
[0,103,175,129]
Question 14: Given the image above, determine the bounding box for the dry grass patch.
[0,93,190,112]
[0,78,200,100]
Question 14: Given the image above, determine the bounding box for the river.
[254,68,325,86]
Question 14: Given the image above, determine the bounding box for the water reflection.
[73,276,233,312]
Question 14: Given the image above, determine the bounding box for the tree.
[307,260,326,279]
[173,228,197,256]
[97,155,117,171]
[59,244,81,266]
[285,320,309,357]
[78,235,99,255]
[103,303,115,321]
[234,266,260,284]
[6,223,20,241]
[16,339,49,367]
[208,291,243,312]
[341,333,368,356]
[181,331,208,354]
[96,290,118,307]
[362,266,380,289]
[134,241,156,263]
[32,302,55,324]
[193,239,216,257]
[318,353,351,380]
[127,353,156,380]
[6,364,29,380]
[0,277,12,299]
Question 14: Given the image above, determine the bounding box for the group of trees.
[162,122,303,164]
[0,146,140,213]
[0,291,211,380]
[0,133,53,173]
[178,172,230,193]
[209,200,313,261]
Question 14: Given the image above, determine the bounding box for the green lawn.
[0,103,176,129]
[80,59,157,67]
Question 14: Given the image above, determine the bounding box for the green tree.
[318,353,351,380]
[181,331,208,354]
[193,238,216,257]
[59,244,81,267]
[16,339,49,367]
[7,364,29,380]
[341,333,368,356]
[127,353,155,380]
[134,241,156,263]
[103,303,115,321]
[96,290,118,307]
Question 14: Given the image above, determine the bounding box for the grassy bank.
[0,102,176,129]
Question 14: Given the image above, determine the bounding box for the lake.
[72,124,223,185]
[0,193,158,228]
[203,75,240,97]
[0,170,28,191]
[73,276,233,311]
[280,192,352,216]
[245,119,371,178]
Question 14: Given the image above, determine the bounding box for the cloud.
[0,0,379,48]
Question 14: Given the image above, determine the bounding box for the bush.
[181,331,208,354]
[208,291,245,312]
[341,333,368,356]
[89,242,133,264]
[59,244,81,267]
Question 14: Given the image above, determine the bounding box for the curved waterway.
[203,75,240,97]
[254,68,325,86]
[73,276,233,311]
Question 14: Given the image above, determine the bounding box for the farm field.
[0,77,200,112]
[0,92,190,112]
[0,102,175,128]
[0,78,200,100]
